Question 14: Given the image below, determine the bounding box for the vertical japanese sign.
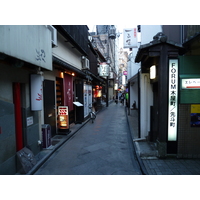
[99,63,109,77]
[30,74,43,111]
[123,28,137,48]
[168,59,178,141]
[64,73,73,112]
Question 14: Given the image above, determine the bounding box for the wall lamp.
[150,65,156,79]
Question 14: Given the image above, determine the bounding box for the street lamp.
[106,58,111,107]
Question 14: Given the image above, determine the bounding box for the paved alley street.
[34,103,142,175]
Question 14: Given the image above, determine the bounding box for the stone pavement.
[34,102,141,175]
[24,122,90,175]
[127,108,200,175]
[17,101,200,175]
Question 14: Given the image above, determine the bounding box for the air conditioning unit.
[82,56,90,70]
[47,25,57,47]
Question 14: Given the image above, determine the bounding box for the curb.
[125,107,148,175]
[27,118,90,175]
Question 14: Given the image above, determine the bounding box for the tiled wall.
[178,104,200,158]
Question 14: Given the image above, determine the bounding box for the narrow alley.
[34,102,142,175]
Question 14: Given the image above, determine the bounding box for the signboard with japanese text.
[58,106,68,115]
[64,73,73,112]
[99,63,109,77]
[58,106,69,129]
[30,74,43,111]
[168,59,178,141]
[27,116,33,126]
[123,28,137,48]
[182,79,200,89]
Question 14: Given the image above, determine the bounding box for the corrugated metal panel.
[55,25,89,56]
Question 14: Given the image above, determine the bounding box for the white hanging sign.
[30,74,43,111]
[123,28,137,48]
[99,63,109,77]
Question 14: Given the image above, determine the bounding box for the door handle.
[48,113,52,117]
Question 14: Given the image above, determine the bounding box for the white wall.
[127,48,140,80]
[140,73,153,138]
[127,25,161,139]
[52,32,83,70]
[127,48,140,110]
[0,25,52,70]
[138,25,162,138]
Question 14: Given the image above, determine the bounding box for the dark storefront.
[135,33,184,157]
[53,56,87,128]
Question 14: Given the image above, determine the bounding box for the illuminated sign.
[58,106,68,115]
[123,71,128,75]
[191,104,200,127]
[182,79,200,89]
[150,65,156,79]
[168,59,178,141]
[99,63,109,77]
[58,106,69,129]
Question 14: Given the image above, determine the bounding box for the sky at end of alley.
[87,24,137,50]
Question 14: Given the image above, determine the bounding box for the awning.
[53,56,86,78]
[53,56,105,84]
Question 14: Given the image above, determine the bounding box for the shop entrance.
[43,80,56,137]
[13,82,24,151]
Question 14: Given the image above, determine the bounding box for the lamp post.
[107,25,116,107]
[106,58,111,107]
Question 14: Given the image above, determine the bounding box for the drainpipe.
[138,68,141,138]
[128,81,130,115]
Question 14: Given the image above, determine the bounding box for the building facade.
[0,25,107,174]
[91,25,118,103]
[126,25,162,139]
[0,25,53,174]
[131,25,200,158]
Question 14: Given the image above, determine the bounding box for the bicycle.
[89,104,96,123]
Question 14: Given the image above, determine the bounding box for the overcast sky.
[87,25,137,50]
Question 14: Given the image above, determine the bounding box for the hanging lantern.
[99,62,109,77]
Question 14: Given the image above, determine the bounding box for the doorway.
[13,82,23,151]
[43,80,56,137]
[75,79,84,123]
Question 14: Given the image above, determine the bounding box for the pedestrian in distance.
[125,91,129,107]
[115,92,118,104]
[120,92,125,105]
[131,100,136,110]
